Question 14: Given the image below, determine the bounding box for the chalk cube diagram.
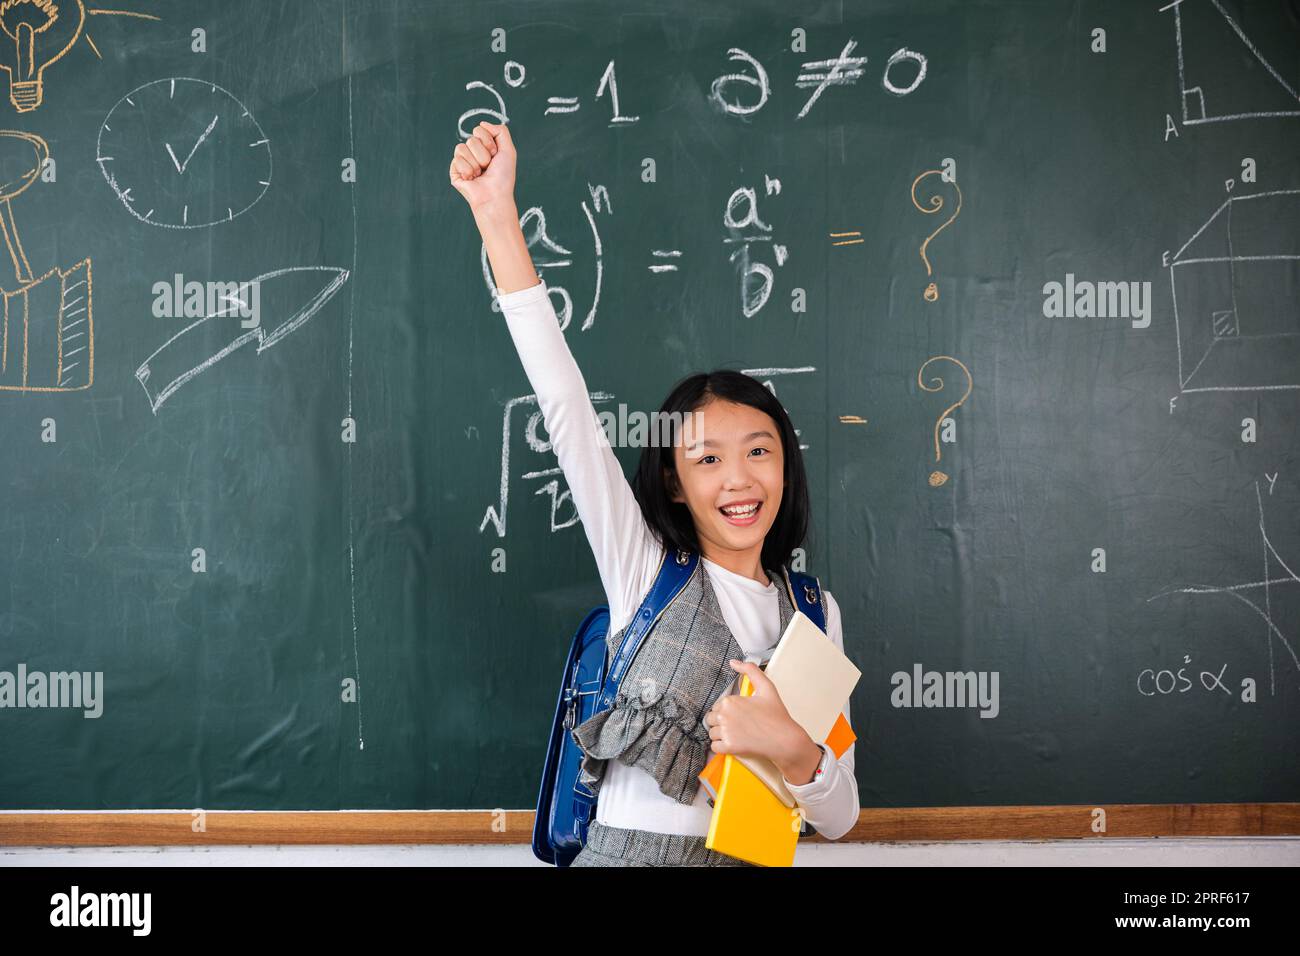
[1167,188,1299,394]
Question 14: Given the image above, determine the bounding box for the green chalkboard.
[1,0,1298,814]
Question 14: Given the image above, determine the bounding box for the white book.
[731,609,861,807]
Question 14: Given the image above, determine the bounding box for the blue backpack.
[532,547,827,866]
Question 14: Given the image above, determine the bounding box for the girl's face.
[665,398,785,570]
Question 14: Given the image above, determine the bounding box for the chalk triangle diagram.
[1165,0,1300,124]
[135,266,349,413]
[1168,189,1300,394]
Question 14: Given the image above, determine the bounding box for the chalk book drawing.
[0,130,92,392]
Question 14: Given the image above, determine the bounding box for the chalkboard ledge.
[1,804,1298,846]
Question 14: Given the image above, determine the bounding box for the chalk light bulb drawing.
[0,0,84,113]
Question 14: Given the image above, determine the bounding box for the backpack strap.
[785,565,827,633]
[596,548,698,710]
[569,549,698,838]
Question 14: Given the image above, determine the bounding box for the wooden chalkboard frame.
[2,805,1297,845]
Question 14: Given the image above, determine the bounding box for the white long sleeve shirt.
[496,277,859,841]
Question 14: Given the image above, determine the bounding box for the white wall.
[4,839,1298,866]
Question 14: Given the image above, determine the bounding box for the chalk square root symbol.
[1168,188,1300,394]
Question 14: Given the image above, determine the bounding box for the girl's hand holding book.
[704,660,824,785]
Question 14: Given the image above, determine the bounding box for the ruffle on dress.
[569,683,713,806]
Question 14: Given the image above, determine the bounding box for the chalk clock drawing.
[96,77,272,229]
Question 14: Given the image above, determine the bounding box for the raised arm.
[451,122,661,630]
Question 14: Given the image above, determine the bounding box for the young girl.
[450,121,858,866]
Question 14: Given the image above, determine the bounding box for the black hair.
[630,368,813,574]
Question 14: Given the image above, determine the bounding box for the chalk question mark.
[911,169,963,303]
[917,355,972,487]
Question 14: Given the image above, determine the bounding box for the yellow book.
[702,609,862,866]
[703,671,803,867]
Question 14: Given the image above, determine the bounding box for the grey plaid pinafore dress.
[567,555,800,867]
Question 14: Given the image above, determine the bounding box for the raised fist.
[448,121,517,212]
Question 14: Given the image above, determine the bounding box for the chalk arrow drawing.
[135,265,349,413]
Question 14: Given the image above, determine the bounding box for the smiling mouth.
[718,501,762,526]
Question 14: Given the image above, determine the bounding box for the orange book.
[697,711,855,805]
